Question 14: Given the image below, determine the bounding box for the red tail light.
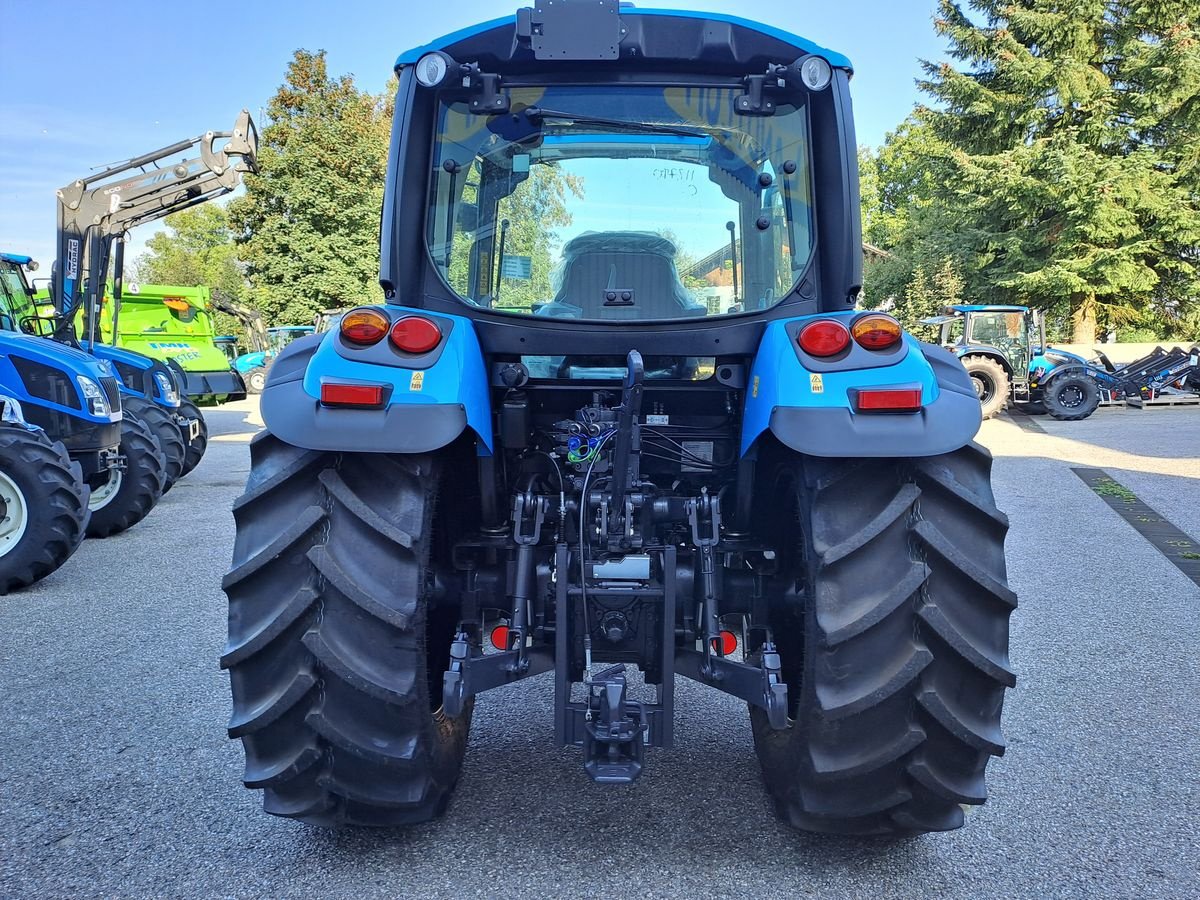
[852,314,903,350]
[711,630,738,656]
[340,308,390,346]
[320,382,386,408]
[390,316,442,353]
[854,388,923,412]
[797,319,851,357]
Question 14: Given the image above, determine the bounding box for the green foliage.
[494,165,584,309]
[894,259,965,337]
[865,2,1200,344]
[913,0,1200,342]
[227,50,391,324]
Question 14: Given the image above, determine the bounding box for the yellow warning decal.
[410,371,424,391]
[810,373,824,394]
[752,375,760,399]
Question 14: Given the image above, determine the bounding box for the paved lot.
[1,402,1198,899]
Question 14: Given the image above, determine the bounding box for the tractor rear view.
[223,2,1015,835]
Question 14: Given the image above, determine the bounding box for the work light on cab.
[415,52,454,88]
[390,316,442,354]
[852,314,903,351]
[797,319,850,357]
[340,308,390,346]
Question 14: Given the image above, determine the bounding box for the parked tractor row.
[928,305,1199,421]
[0,115,258,593]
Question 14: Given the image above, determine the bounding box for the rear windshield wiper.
[514,106,712,140]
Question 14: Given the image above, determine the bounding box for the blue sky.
[0,0,948,268]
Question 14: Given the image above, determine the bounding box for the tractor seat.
[549,231,704,320]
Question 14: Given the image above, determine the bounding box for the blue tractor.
[223,2,1015,836]
[232,325,315,394]
[925,304,1107,420]
[0,253,161,571]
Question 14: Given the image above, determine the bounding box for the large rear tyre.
[751,442,1015,835]
[222,432,472,826]
[0,426,89,594]
[1043,373,1100,421]
[962,356,1010,419]
[177,397,208,477]
[122,396,185,492]
[86,411,166,538]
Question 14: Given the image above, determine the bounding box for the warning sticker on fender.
[809,373,824,394]
[410,371,424,391]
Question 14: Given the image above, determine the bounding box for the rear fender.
[260,310,493,455]
[741,316,981,458]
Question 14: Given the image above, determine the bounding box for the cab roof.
[0,252,33,266]
[951,304,1029,313]
[397,8,853,72]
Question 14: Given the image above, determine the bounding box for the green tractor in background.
[114,283,246,404]
[40,282,248,406]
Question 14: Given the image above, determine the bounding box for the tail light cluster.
[797,313,903,358]
[795,314,921,412]
[339,307,443,354]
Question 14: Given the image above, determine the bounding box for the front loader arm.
[208,289,270,353]
[51,111,258,343]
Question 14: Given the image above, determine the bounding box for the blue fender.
[260,310,493,455]
[742,315,981,458]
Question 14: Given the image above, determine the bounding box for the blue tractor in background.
[232,325,315,394]
[222,2,1015,836]
[925,304,1107,420]
[0,253,159,584]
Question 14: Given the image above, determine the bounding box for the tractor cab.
[930,305,1042,387]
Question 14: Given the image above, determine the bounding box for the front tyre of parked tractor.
[86,410,167,538]
[1042,372,1100,421]
[121,396,186,492]
[750,441,1015,834]
[244,367,268,395]
[177,397,209,477]
[0,425,90,594]
[221,432,472,826]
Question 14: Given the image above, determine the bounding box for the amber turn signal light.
[340,308,390,346]
[852,314,903,351]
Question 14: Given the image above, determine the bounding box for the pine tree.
[228,50,391,323]
[919,0,1200,342]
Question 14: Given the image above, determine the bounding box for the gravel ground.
[1,400,1197,899]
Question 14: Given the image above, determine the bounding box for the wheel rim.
[971,374,994,403]
[1057,385,1084,408]
[89,468,123,511]
[249,372,265,391]
[0,470,30,559]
